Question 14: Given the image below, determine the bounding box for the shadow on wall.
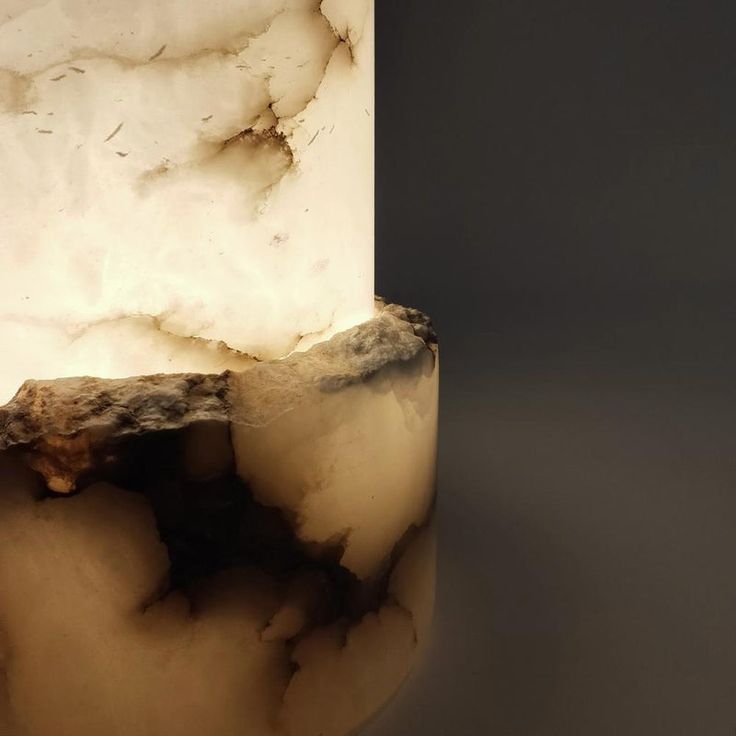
[365,402,586,735]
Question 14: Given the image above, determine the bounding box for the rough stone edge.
[0,301,436,491]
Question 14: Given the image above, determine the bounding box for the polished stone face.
[0,0,374,403]
[0,303,438,736]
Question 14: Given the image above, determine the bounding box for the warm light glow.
[0,303,439,736]
[0,5,441,736]
[0,0,374,403]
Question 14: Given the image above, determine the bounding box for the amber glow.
[0,0,374,403]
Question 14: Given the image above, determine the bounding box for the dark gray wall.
[377,0,736,323]
[371,3,736,735]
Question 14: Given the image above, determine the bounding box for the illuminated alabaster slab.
[0,0,374,402]
[0,3,438,736]
[0,303,438,736]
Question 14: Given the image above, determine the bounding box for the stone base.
[0,302,438,736]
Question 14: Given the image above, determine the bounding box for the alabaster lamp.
[0,2,438,735]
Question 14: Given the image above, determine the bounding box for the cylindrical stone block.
[0,303,438,736]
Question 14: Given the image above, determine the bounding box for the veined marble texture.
[0,5,438,734]
[0,303,438,736]
[0,0,374,404]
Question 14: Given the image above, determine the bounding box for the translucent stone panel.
[0,304,438,736]
[0,0,374,403]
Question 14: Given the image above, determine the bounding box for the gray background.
[370,2,736,734]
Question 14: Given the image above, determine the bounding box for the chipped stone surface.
[0,302,434,495]
[0,0,374,403]
[0,373,230,493]
[0,302,438,736]
[0,373,230,451]
[0,2,436,732]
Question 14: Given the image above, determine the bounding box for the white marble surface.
[0,0,374,402]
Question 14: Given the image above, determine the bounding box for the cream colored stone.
[260,573,321,642]
[0,464,289,736]
[232,350,438,580]
[280,526,437,736]
[389,524,438,648]
[0,0,374,404]
[229,305,438,580]
[0,1,438,732]
[282,606,417,736]
[0,460,436,736]
[0,304,438,736]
